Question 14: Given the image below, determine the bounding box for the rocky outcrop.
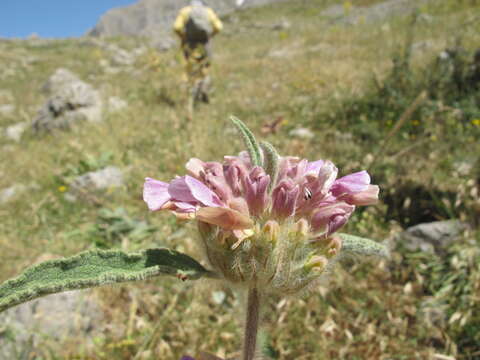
[32,69,103,132]
[393,220,468,254]
[88,0,290,39]
[0,290,104,358]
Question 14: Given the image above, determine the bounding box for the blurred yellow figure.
[173,0,223,105]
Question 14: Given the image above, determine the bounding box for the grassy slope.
[0,0,479,358]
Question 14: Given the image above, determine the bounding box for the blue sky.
[0,1,137,38]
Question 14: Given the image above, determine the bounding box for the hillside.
[1,0,479,359]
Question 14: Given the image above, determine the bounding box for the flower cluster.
[144,148,378,294]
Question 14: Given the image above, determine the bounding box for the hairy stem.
[243,287,261,360]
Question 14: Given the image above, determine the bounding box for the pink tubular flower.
[144,151,378,245]
[144,119,379,293]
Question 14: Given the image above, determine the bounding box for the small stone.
[110,47,136,66]
[5,122,28,142]
[0,104,15,117]
[271,19,291,31]
[70,166,124,192]
[289,127,315,140]
[454,161,473,176]
[150,37,175,52]
[212,291,226,305]
[0,185,27,204]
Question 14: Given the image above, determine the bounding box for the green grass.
[1,0,479,358]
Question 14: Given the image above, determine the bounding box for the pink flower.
[144,117,380,293]
[144,152,378,241]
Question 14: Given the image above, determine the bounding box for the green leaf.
[0,248,214,313]
[260,141,280,193]
[230,116,262,166]
[338,233,389,258]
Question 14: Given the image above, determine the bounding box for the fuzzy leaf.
[0,248,212,313]
[338,233,389,258]
[260,141,280,193]
[230,116,262,166]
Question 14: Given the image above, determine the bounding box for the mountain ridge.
[88,0,290,38]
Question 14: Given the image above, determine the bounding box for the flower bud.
[327,236,342,257]
[262,220,280,243]
[292,218,309,237]
[305,255,329,272]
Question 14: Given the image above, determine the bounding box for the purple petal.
[169,176,196,203]
[185,175,220,207]
[332,171,370,196]
[168,176,219,207]
[143,178,170,211]
[306,160,324,175]
[345,185,379,205]
[311,202,355,233]
[328,214,350,235]
[272,180,299,220]
[244,172,270,216]
[180,356,196,360]
[204,172,231,202]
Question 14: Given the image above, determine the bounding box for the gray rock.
[289,127,315,140]
[79,39,146,66]
[322,0,430,25]
[211,290,226,305]
[41,68,80,94]
[70,166,124,193]
[0,183,39,204]
[150,36,175,52]
[271,19,291,31]
[106,43,137,66]
[0,290,104,358]
[396,220,467,253]
[4,122,28,142]
[33,69,103,132]
[0,185,27,204]
[0,104,15,117]
[453,161,473,176]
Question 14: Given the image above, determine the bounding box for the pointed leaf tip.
[230,116,262,166]
[260,141,280,192]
